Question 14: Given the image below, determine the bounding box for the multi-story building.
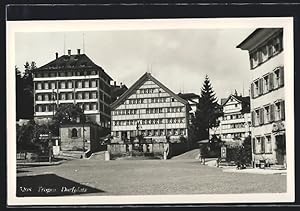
[33,49,112,128]
[237,28,286,166]
[177,92,200,116]
[110,72,190,143]
[210,94,251,144]
[110,81,128,103]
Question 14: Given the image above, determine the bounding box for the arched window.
[71,128,78,138]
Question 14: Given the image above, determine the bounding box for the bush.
[225,136,252,166]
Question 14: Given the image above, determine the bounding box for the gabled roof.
[34,53,112,80]
[111,72,189,109]
[236,28,283,51]
[222,94,250,106]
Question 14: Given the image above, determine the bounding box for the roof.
[220,98,227,105]
[236,28,283,51]
[178,92,200,100]
[111,72,189,109]
[34,53,112,80]
[222,94,250,106]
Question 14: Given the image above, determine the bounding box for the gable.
[111,72,188,109]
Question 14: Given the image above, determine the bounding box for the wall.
[60,125,91,151]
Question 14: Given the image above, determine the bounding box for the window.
[91,80,97,87]
[67,93,73,100]
[265,135,272,153]
[263,74,269,93]
[50,82,56,89]
[84,81,89,88]
[274,67,284,89]
[60,93,66,100]
[60,81,66,89]
[275,101,285,121]
[252,80,259,98]
[254,137,263,154]
[269,35,283,56]
[252,109,260,126]
[77,81,82,88]
[91,92,97,99]
[250,51,259,69]
[37,94,42,101]
[71,128,78,138]
[84,104,90,110]
[77,92,82,99]
[274,68,280,88]
[68,81,73,89]
[261,45,269,62]
[37,83,42,90]
[264,105,270,123]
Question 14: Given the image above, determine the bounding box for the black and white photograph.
[6,17,294,205]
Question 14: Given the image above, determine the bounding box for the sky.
[15,28,255,102]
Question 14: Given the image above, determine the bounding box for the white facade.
[111,73,190,143]
[33,51,112,127]
[210,95,251,143]
[238,28,285,165]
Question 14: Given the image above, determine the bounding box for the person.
[199,145,206,165]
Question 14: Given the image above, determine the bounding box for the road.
[17,159,287,196]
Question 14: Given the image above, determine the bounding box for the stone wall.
[60,125,91,151]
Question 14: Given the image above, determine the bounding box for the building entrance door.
[121,131,127,141]
[275,134,286,165]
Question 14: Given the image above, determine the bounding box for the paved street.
[17,159,287,196]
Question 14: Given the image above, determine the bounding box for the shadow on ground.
[17,174,104,197]
[17,169,31,173]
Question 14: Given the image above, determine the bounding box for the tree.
[16,61,36,120]
[17,120,51,152]
[52,104,85,135]
[16,66,23,120]
[192,75,222,142]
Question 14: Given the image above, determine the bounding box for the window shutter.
[78,128,81,137]
[252,138,256,154]
[270,104,275,122]
[260,108,264,125]
[259,78,264,95]
[269,72,274,91]
[261,137,265,153]
[251,111,255,126]
[281,100,285,120]
[68,129,71,138]
[251,83,254,99]
[279,66,284,87]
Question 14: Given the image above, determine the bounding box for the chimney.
[55,52,58,59]
[68,49,71,56]
[77,49,81,55]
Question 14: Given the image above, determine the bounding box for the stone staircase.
[57,150,84,160]
[87,151,106,160]
[171,149,200,160]
[270,164,286,170]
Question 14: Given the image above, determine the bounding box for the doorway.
[275,134,286,165]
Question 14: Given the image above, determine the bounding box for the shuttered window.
[259,108,264,125]
[279,66,284,87]
[281,100,285,120]
[261,136,265,153]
